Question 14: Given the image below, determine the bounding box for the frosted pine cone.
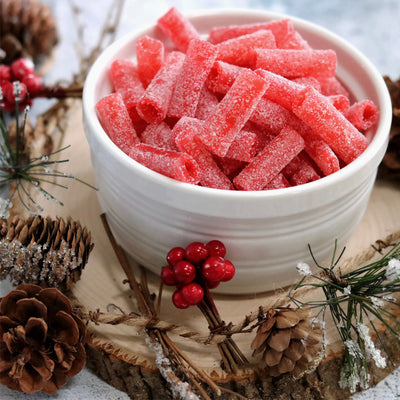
[251,307,323,378]
[0,0,58,64]
[0,284,86,393]
[0,215,93,291]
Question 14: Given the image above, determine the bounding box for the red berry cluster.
[161,240,235,309]
[0,58,44,112]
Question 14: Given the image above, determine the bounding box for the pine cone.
[0,283,86,393]
[378,76,400,180]
[0,0,58,64]
[251,307,323,378]
[0,216,94,291]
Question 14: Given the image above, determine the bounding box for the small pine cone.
[0,0,58,64]
[0,215,94,291]
[0,283,86,393]
[251,307,323,378]
[378,76,400,180]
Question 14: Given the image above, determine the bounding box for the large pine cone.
[0,284,86,393]
[0,0,58,64]
[378,76,400,180]
[251,307,322,378]
[0,215,93,291]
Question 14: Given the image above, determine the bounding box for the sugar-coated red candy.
[255,49,337,79]
[168,39,218,119]
[109,59,145,122]
[195,86,219,120]
[197,69,269,157]
[140,121,178,151]
[157,6,201,52]
[234,127,305,190]
[264,173,291,189]
[216,29,276,67]
[128,143,200,184]
[173,117,234,190]
[345,100,379,131]
[292,86,368,164]
[96,92,139,154]
[136,51,185,124]
[136,35,164,87]
[208,18,294,48]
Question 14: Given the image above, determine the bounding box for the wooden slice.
[35,102,400,399]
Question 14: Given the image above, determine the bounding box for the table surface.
[1,0,400,398]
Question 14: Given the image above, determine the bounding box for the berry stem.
[37,84,83,99]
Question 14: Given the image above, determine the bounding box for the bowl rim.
[83,8,392,201]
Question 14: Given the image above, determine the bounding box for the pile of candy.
[96,7,380,191]
[0,58,44,111]
[161,240,235,308]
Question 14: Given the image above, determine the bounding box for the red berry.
[185,242,208,264]
[173,260,196,284]
[205,280,220,289]
[221,260,235,282]
[181,283,204,305]
[22,74,44,97]
[0,65,11,84]
[160,266,176,286]
[10,58,34,80]
[172,289,189,309]
[166,247,185,266]
[206,240,226,257]
[4,81,28,103]
[202,256,226,282]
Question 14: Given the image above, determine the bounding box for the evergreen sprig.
[289,240,400,393]
[0,84,96,217]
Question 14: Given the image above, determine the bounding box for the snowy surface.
[1,0,400,398]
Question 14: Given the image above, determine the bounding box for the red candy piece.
[345,100,379,131]
[173,260,196,284]
[185,242,209,264]
[206,60,242,94]
[140,121,178,151]
[195,86,219,120]
[168,39,218,118]
[96,92,139,154]
[136,35,164,88]
[157,7,201,52]
[292,86,368,164]
[128,143,200,185]
[264,173,291,190]
[181,283,204,305]
[136,51,185,124]
[225,129,258,162]
[255,49,337,79]
[109,59,145,122]
[234,127,305,191]
[173,117,234,190]
[197,69,268,157]
[208,19,294,48]
[216,29,276,67]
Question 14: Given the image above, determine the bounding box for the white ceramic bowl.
[83,9,391,294]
